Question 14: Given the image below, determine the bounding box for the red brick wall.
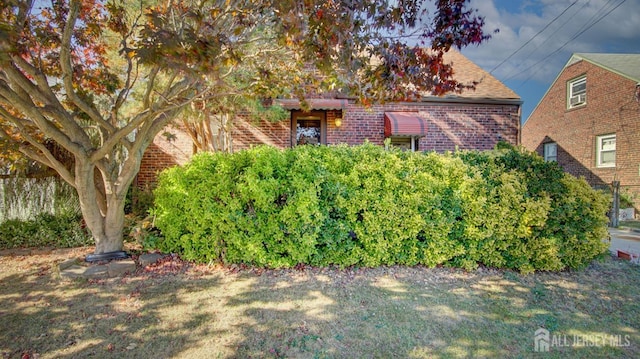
[138,101,520,187]
[233,117,291,149]
[327,103,520,152]
[328,102,520,151]
[136,124,193,187]
[522,59,640,201]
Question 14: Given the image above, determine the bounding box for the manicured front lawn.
[1,248,638,358]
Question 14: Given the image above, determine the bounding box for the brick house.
[522,53,640,206]
[137,50,522,186]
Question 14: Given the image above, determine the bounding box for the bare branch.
[59,0,108,134]
[161,71,179,100]
[12,54,118,136]
[9,56,59,102]
[12,0,34,37]
[126,80,206,161]
[6,57,56,106]
[113,44,137,121]
[0,107,75,185]
[0,80,85,156]
[86,75,202,164]
[5,58,94,147]
[90,87,196,163]
[143,66,159,108]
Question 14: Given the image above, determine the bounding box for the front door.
[292,111,326,146]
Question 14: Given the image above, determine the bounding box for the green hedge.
[0,211,92,249]
[152,143,609,272]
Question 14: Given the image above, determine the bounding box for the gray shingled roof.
[572,53,640,82]
[442,49,521,100]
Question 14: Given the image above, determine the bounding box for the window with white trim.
[388,136,420,152]
[568,76,586,109]
[543,142,557,162]
[596,134,616,168]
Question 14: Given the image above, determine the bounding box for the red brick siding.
[522,59,640,202]
[138,102,520,187]
[137,125,193,187]
[329,103,519,150]
[233,117,291,150]
[417,103,519,152]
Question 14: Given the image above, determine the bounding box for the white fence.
[0,177,78,222]
[619,208,636,221]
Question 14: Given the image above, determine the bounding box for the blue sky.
[459,0,640,123]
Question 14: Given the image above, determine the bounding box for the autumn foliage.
[0,0,491,254]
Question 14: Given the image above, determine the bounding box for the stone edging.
[58,253,165,279]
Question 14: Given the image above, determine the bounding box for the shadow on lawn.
[0,261,223,358]
[225,262,640,358]
[1,255,639,358]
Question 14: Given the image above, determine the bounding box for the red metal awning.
[384,112,428,138]
[274,99,348,110]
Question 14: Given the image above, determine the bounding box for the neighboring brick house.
[522,53,640,206]
[137,50,522,186]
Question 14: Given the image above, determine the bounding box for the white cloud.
[461,0,640,83]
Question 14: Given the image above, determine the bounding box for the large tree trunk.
[98,195,127,253]
[75,159,130,254]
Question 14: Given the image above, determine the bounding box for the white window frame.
[543,142,557,162]
[596,134,616,168]
[387,136,420,152]
[568,76,586,109]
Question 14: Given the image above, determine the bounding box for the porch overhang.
[275,98,348,110]
[384,112,428,138]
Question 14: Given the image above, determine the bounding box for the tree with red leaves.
[0,0,490,256]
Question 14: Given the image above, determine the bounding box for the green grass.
[620,220,640,230]
[1,248,639,358]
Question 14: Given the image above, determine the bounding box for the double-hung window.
[568,76,586,109]
[543,142,557,162]
[596,134,616,168]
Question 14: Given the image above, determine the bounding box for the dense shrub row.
[152,143,609,272]
[0,211,92,250]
